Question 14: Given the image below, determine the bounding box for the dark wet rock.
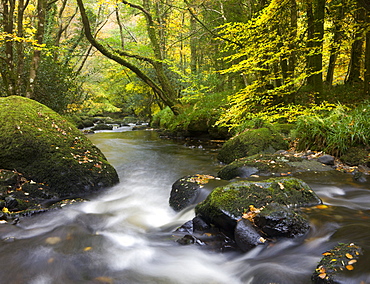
[193,216,210,231]
[169,174,218,211]
[175,216,239,252]
[0,96,119,197]
[254,203,309,238]
[317,155,335,165]
[218,153,334,180]
[176,220,193,234]
[312,243,363,284]
[234,218,265,252]
[217,128,288,164]
[0,169,88,221]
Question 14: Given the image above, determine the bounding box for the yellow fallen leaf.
[346,265,354,270]
[45,237,62,245]
[316,205,329,209]
[322,252,332,256]
[345,253,353,259]
[318,273,327,279]
[348,259,357,265]
[330,259,337,262]
[48,258,54,264]
[83,246,92,251]
[2,207,9,213]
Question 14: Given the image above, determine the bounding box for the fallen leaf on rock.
[345,253,353,259]
[318,273,327,279]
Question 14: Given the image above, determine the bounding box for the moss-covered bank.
[0,96,119,197]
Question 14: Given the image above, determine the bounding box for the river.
[0,129,370,284]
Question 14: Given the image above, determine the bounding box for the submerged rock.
[0,96,119,197]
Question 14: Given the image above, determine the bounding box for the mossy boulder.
[217,128,289,164]
[195,177,321,229]
[0,96,119,197]
[194,177,321,251]
[218,153,334,180]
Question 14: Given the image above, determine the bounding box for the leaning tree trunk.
[26,0,46,99]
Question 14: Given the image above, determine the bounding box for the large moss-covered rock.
[0,96,119,197]
[217,128,289,164]
[195,177,321,234]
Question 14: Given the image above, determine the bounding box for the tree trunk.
[1,0,16,96]
[190,16,198,74]
[26,0,46,98]
[306,0,324,97]
[365,16,370,95]
[346,5,365,85]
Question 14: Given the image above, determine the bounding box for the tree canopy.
[1,0,369,128]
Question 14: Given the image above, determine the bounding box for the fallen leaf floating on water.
[316,204,329,209]
[83,246,92,251]
[348,259,357,265]
[45,237,62,245]
[346,265,354,270]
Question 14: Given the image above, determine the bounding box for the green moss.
[195,177,321,222]
[0,96,118,196]
[217,128,289,164]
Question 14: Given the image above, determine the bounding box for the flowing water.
[0,128,370,284]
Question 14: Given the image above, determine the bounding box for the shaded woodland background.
[1,0,370,151]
